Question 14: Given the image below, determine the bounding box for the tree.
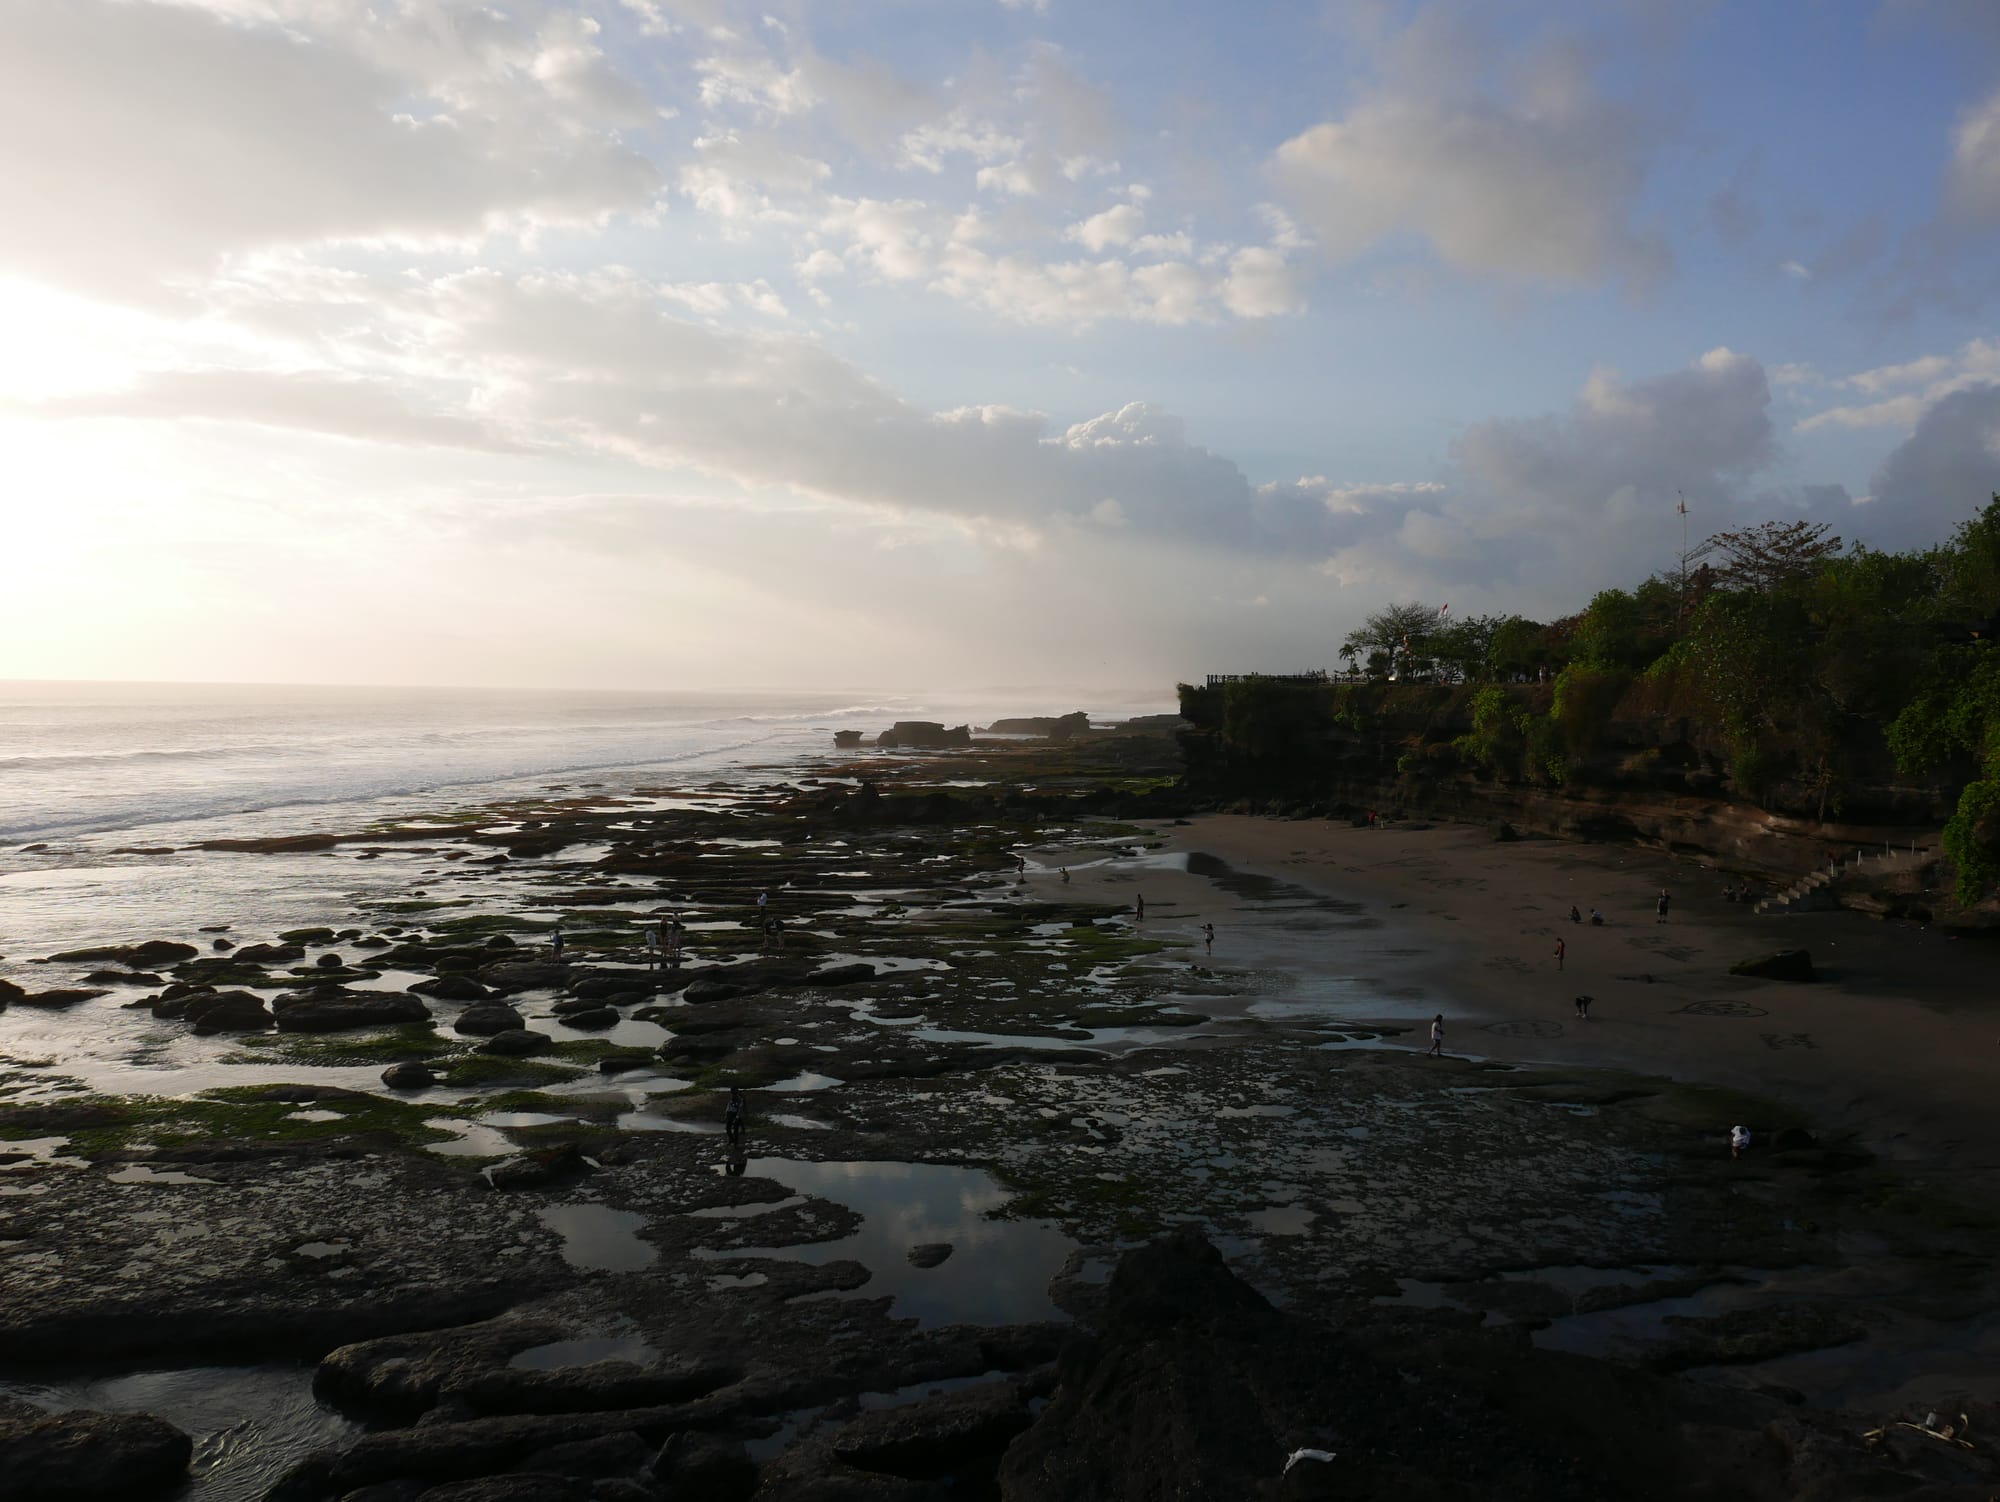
[1706,519,1843,594]
[1344,602,1441,679]
[1487,616,1547,680]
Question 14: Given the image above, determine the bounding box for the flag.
[1677,496,1688,516]
[1438,603,1450,619]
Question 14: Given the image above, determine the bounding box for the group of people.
[642,917,687,968]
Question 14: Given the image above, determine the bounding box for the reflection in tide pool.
[538,1202,657,1271]
[695,1158,1073,1326]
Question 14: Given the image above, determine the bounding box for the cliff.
[1177,677,1988,923]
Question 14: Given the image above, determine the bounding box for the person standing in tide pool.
[1426,1014,1444,1057]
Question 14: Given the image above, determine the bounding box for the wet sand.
[1052,814,2000,1200]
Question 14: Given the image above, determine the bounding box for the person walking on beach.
[550,926,566,962]
[724,1086,746,1144]
[1060,867,1070,884]
[1135,894,1145,922]
[1554,936,1565,971]
[666,917,683,965]
[644,925,662,969]
[1574,994,1592,1020]
[1202,923,1215,955]
[1426,1014,1444,1057]
[1656,889,1671,922]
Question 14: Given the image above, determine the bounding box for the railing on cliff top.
[1203,671,1332,687]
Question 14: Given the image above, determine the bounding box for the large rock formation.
[874,722,972,750]
[997,1228,1994,1501]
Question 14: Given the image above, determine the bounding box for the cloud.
[816,195,1300,327]
[1272,18,1668,289]
[1797,337,2000,431]
[1948,88,2000,223]
[1069,202,1145,252]
[1221,247,1303,318]
[20,368,532,452]
[1865,385,2000,537]
[0,0,661,301]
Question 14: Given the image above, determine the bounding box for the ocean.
[0,679,1169,973]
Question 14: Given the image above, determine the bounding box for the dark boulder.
[812,962,876,987]
[567,974,658,1001]
[907,1243,953,1269]
[234,942,307,964]
[555,1006,618,1031]
[415,975,493,1002]
[317,1317,569,1423]
[315,952,346,969]
[456,1003,527,1037]
[382,1062,438,1091]
[185,990,274,1034]
[1729,949,1817,982]
[0,1407,193,1501]
[482,1142,592,1191]
[44,940,197,967]
[682,977,744,1005]
[831,1380,1032,1479]
[457,1359,735,1416]
[479,961,572,994]
[13,988,109,1009]
[272,986,429,1032]
[512,1430,654,1480]
[82,968,164,986]
[478,1029,553,1057]
[0,977,24,1006]
[651,1432,757,1501]
[596,1053,652,1075]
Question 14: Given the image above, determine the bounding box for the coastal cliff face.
[1177,678,1993,923]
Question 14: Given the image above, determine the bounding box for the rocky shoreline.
[3,732,1998,1499]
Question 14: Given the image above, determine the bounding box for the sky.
[3,0,2000,694]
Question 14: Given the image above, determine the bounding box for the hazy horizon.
[4,1,1999,691]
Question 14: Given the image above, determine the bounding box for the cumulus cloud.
[1272,16,1667,289]
[0,0,662,301]
[1865,385,2000,537]
[1069,202,1146,252]
[1797,337,2000,431]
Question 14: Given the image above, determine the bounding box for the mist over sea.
[0,681,1174,845]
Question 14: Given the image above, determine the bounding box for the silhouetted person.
[1426,1014,1444,1057]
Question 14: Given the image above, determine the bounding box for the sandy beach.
[1055,814,2000,1199]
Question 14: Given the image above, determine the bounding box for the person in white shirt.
[1426,1014,1444,1057]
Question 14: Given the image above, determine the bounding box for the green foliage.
[1886,648,2000,777]
[1548,664,1630,759]
[1943,779,2000,903]
[1453,685,1529,776]
[1220,678,1333,761]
